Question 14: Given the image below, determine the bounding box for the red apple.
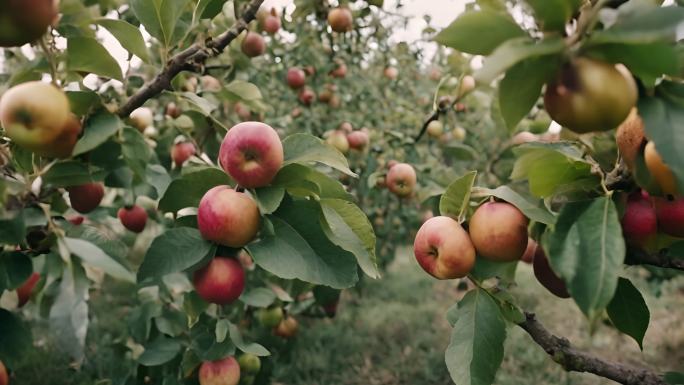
[318,89,333,103]
[274,315,298,338]
[0,0,58,47]
[197,186,260,247]
[16,272,40,307]
[241,32,266,58]
[219,122,283,188]
[469,202,529,262]
[338,122,353,133]
[387,160,398,169]
[621,192,657,248]
[171,141,196,167]
[346,130,368,150]
[298,87,315,105]
[67,182,105,214]
[386,163,416,197]
[117,205,148,233]
[654,197,684,238]
[521,237,536,264]
[413,216,476,279]
[198,356,240,385]
[0,359,7,385]
[286,67,306,89]
[384,67,398,80]
[262,15,280,34]
[193,257,245,305]
[68,215,84,225]
[327,7,353,32]
[329,61,347,78]
[533,246,570,298]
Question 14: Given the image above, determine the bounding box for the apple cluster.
[325,122,370,154]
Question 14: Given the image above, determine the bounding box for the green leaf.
[584,43,680,85]
[475,37,565,84]
[0,309,32,367]
[223,80,263,101]
[158,167,231,213]
[606,277,649,350]
[253,187,285,215]
[196,0,229,19]
[445,289,506,385]
[283,134,356,177]
[42,161,102,187]
[67,37,123,80]
[439,171,476,221]
[545,197,626,320]
[130,0,191,47]
[0,211,26,245]
[0,251,32,292]
[49,262,88,362]
[138,336,182,366]
[95,18,151,62]
[67,225,129,261]
[239,287,276,308]
[228,322,270,356]
[215,319,229,343]
[588,7,684,45]
[121,127,151,180]
[273,164,352,200]
[64,238,135,282]
[147,164,172,197]
[66,91,101,116]
[137,228,215,283]
[523,0,581,32]
[470,258,517,283]
[73,112,121,156]
[181,92,218,115]
[434,10,526,55]
[473,185,555,225]
[443,143,479,161]
[665,372,684,385]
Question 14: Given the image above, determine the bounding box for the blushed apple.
[67,183,105,214]
[274,315,298,338]
[257,306,283,328]
[0,0,58,47]
[286,67,306,89]
[413,216,476,279]
[327,7,353,32]
[469,202,528,262]
[171,141,196,168]
[298,87,315,105]
[347,130,369,150]
[654,197,684,238]
[16,272,40,307]
[193,257,245,305]
[117,205,148,233]
[426,120,443,138]
[386,163,416,197]
[262,15,280,34]
[384,67,398,80]
[0,359,7,385]
[197,186,260,247]
[533,246,570,298]
[644,141,678,196]
[219,121,283,188]
[198,356,240,385]
[621,192,657,248]
[39,114,82,159]
[241,32,266,58]
[521,237,536,264]
[326,130,349,154]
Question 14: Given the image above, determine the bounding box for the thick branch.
[626,247,684,271]
[519,313,666,385]
[117,0,265,117]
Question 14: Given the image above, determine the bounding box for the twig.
[626,247,684,271]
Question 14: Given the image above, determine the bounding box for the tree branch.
[626,247,684,271]
[116,0,265,118]
[518,312,666,385]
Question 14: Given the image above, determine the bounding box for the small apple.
[338,122,353,133]
[0,359,7,385]
[198,356,240,385]
[326,130,349,154]
[375,176,386,188]
[458,75,475,97]
[16,272,40,307]
[262,15,280,34]
[257,306,283,328]
[129,107,153,132]
[197,186,260,247]
[318,89,333,103]
[193,257,245,305]
[67,182,105,214]
[117,205,148,233]
[644,141,678,196]
[347,130,369,150]
[512,131,538,145]
[165,102,181,118]
[0,0,58,47]
[414,216,476,279]
[219,121,283,188]
[426,120,443,138]
[621,192,657,248]
[238,354,261,374]
[234,102,251,120]
[533,246,570,298]
[384,67,398,80]
[468,202,528,262]
[274,315,298,338]
[298,87,315,105]
[286,67,306,89]
[654,197,684,238]
[201,75,222,92]
[615,108,644,171]
[521,237,536,264]
[327,7,353,32]
[68,215,84,225]
[241,32,266,58]
[330,61,347,78]
[452,126,466,141]
[428,67,441,81]
[40,114,82,159]
[454,103,466,112]
[171,141,196,167]
[386,163,416,197]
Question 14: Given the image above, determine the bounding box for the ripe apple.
[257,306,283,328]
[544,57,637,133]
[512,131,538,145]
[40,114,82,159]
[644,141,678,196]
[330,61,347,78]
[469,202,529,262]
[621,192,657,248]
[521,237,536,264]
[241,32,266,58]
[386,163,416,197]
[413,216,476,279]
[286,67,306,89]
[171,141,196,168]
[327,7,353,32]
[198,186,260,247]
[68,215,84,225]
[458,75,475,97]
[326,130,349,154]
[533,245,570,298]
[193,257,245,305]
[0,81,70,152]
[262,15,280,34]
[0,359,7,385]
[426,120,443,138]
[347,130,369,150]
[16,272,40,307]
[165,102,181,118]
[129,107,153,131]
[117,205,148,233]
[0,0,58,47]
[198,356,240,385]
[615,108,644,171]
[238,354,261,374]
[298,87,315,105]
[274,315,298,338]
[67,182,105,214]
[384,67,398,80]
[654,197,684,238]
[219,121,283,188]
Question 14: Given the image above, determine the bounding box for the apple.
[201,75,222,92]
[257,306,283,328]
[532,245,570,298]
[298,87,315,105]
[171,141,196,167]
[339,122,353,133]
[426,120,443,138]
[458,75,475,97]
[234,102,251,120]
[129,107,153,132]
[414,216,476,279]
[219,121,283,188]
[347,130,369,150]
[0,359,7,385]
[286,67,306,89]
[375,176,386,188]
[262,15,280,34]
[0,81,70,152]
[241,32,266,58]
[644,141,678,196]
[330,61,347,78]
[0,0,58,47]
[193,257,245,305]
[40,114,82,159]
[198,356,240,385]
[274,315,298,338]
[544,57,637,133]
[165,102,181,118]
[318,89,333,103]
[327,7,353,32]
[238,354,261,374]
[386,163,416,197]
[452,126,466,141]
[68,215,84,225]
[469,202,528,262]
[521,237,536,264]
[384,67,398,80]
[197,186,260,247]
[653,197,684,238]
[16,272,40,307]
[67,182,105,214]
[387,160,398,169]
[621,192,657,248]
[454,103,466,113]
[512,131,538,145]
[615,108,644,171]
[117,205,148,233]
[328,94,341,108]
[428,68,442,81]
[326,130,349,154]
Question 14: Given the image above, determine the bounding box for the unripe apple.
[193,257,245,305]
[171,141,196,167]
[67,182,105,214]
[653,197,684,238]
[298,87,315,105]
[197,186,260,247]
[347,130,369,150]
[40,114,82,159]
[327,7,353,33]
[521,237,536,264]
[129,107,153,132]
[544,57,637,133]
[512,131,538,145]
[238,354,261,374]
[241,32,266,58]
[621,192,657,248]
[469,202,528,262]
[426,120,443,138]
[326,130,349,154]
[384,67,398,80]
[0,81,70,152]
[452,126,466,141]
[644,141,678,196]
[458,75,475,97]
[0,0,58,47]
[262,15,280,34]
[165,102,181,118]
[615,108,644,171]
[219,121,283,188]
[198,356,240,385]
[286,67,306,89]
[274,315,298,338]
[0,359,7,385]
[257,306,283,328]
[413,216,476,279]
[386,163,416,197]
[16,272,40,307]
[532,246,570,298]
[117,205,148,233]
[330,62,347,78]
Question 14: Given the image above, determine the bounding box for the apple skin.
[234,102,251,121]
[346,131,369,150]
[298,87,316,105]
[318,89,333,103]
[621,192,657,248]
[0,0,58,47]
[241,32,266,58]
[219,122,283,188]
[326,130,349,154]
[171,142,196,167]
[544,57,637,133]
[615,108,644,171]
[39,114,82,159]
[426,120,443,138]
[384,67,398,80]
[286,67,306,89]
[257,306,284,328]
[654,197,684,238]
[201,75,222,92]
[16,272,40,307]
[533,246,570,298]
[386,163,416,197]
[262,15,280,34]
[198,356,241,385]
[330,62,347,78]
[117,205,148,233]
[469,202,529,262]
[193,257,245,305]
[165,102,181,118]
[327,7,353,32]
[0,359,7,385]
[521,237,536,264]
[274,315,298,338]
[198,186,260,247]
[67,183,105,214]
[238,354,261,374]
[644,141,678,196]
[68,215,84,225]
[413,216,476,279]
[0,81,70,152]
[129,107,153,132]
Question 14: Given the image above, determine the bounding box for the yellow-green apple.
[326,130,349,154]
[384,67,398,80]
[16,272,40,307]
[533,246,570,298]
[198,356,240,385]
[521,237,536,264]
[469,202,528,261]
[238,354,261,374]
[615,108,644,171]
[257,306,283,328]
[645,141,678,196]
[129,107,153,132]
[0,359,7,385]
[413,216,476,279]
[544,57,637,133]
[197,186,260,247]
[346,130,368,150]
[241,32,266,58]
[298,87,315,105]
[193,257,245,305]
[426,120,443,138]
[654,197,684,237]
[117,205,147,233]
[219,122,283,188]
[286,67,306,89]
[40,114,82,158]
[171,141,196,168]
[621,192,657,248]
[67,182,105,214]
[0,0,58,47]
[386,163,416,197]
[274,315,298,338]
[452,126,466,141]
[327,7,353,32]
